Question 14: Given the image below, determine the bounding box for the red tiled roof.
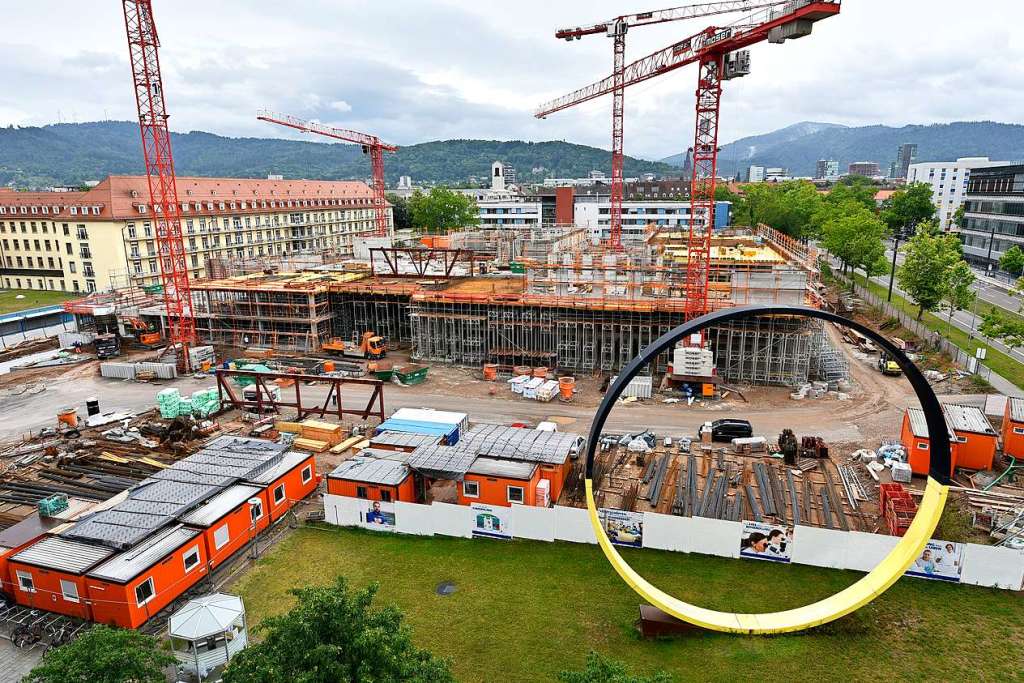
[0,175,377,221]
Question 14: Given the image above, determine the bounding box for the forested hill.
[0,121,677,188]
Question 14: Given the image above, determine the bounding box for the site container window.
[356,486,368,499]
[250,499,264,522]
[214,524,230,550]
[1014,427,1024,435]
[463,481,479,498]
[301,465,313,484]
[507,486,524,504]
[380,490,393,502]
[917,443,928,450]
[183,545,201,573]
[273,484,286,505]
[60,579,79,603]
[16,571,34,593]
[135,578,155,606]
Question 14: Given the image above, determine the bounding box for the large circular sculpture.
[584,304,950,634]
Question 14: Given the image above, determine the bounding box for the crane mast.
[257,110,397,238]
[537,0,841,316]
[549,1,777,251]
[122,0,197,365]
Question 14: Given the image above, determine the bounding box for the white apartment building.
[477,200,542,228]
[574,198,731,243]
[907,157,1010,231]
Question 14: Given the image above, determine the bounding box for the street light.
[887,227,907,303]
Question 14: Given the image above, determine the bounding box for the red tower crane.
[538,1,841,316]
[257,110,398,238]
[550,1,776,251]
[122,0,197,363]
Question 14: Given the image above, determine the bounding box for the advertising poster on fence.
[905,539,964,582]
[739,520,793,562]
[599,508,644,548]
[471,503,513,540]
[359,500,396,531]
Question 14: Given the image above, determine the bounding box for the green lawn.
[853,274,1024,389]
[0,289,74,315]
[231,526,1024,683]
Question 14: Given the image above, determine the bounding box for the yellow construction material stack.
[275,421,303,434]
[293,438,330,453]
[300,419,345,445]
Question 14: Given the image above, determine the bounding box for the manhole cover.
[435,581,457,596]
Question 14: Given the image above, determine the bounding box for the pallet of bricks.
[880,482,917,536]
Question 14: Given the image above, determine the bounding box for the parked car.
[698,419,753,443]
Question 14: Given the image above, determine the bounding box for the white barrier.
[515,504,556,542]
[432,502,472,538]
[395,502,434,537]
[321,496,1024,591]
[961,544,1024,589]
[554,505,596,544]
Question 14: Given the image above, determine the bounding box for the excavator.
[125,318,162,347]
[322,331,386,360]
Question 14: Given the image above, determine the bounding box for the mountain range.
[0,121,675,189]
[3,119,1023,189]
[661,121,1024,177]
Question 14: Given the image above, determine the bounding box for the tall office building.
[815,159,838,179]
[848,161,881,177]
[959,164,1024,271]
[893,143,918,179]
[907,156,1010,231]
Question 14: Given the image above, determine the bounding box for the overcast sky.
[2,1,1021,160]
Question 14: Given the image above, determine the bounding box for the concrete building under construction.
[143,225,840,387]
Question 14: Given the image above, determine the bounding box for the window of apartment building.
[65,243,72,255]
[68,262,76,273]
[190,254,199,267]
[44,240,50,251]
[73,281,79,292]
[62,223,69,236]
[4,258,10,268]
[149,260,157,273]
[130,244,140,258]
[30,222,37,233]
[15,257,22,267]
[33,240,40,251]
[86,280,95,292]
[83,262,94,277]
[127,223,137,239]
[80,246,91,259]
[143,223,152,237]
[188,238,196,250]
[60,280,65,290]
[76,225,88,240]
[186,220,194,234]
[47,258,54,269]
[134,261,143,275]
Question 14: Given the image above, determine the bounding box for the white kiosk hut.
[169,593,248,681]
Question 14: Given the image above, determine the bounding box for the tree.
[952,203,967,229]
[980,310,1024,354]
[407,186,480,235]
[943,260,976,333]
[817,201,888,285]
[386,193,412,232]
[559,653,672,683]
[999,245,1024,277]
[881,182,937,236]
[714,185,748,226]
[896,222,963,320]
[24,625,174,683]
[743,180,822,238]
[223,578,454,683]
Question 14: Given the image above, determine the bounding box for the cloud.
[0,0,1021,162]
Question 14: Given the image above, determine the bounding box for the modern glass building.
[959,164,1024,271]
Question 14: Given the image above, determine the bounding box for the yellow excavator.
[322,331,386,360]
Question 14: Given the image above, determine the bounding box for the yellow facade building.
[0,176,391,293]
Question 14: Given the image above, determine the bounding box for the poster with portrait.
[471,503,513,540]
[739,520,793,563]
[905,539,964,582]
[599,508,644,548]
[359,500,396,531]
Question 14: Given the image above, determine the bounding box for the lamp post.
[887,229,903,302]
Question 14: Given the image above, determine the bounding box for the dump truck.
[878,351,902,376]
[323,331,386,360]
[94,333,121,359]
